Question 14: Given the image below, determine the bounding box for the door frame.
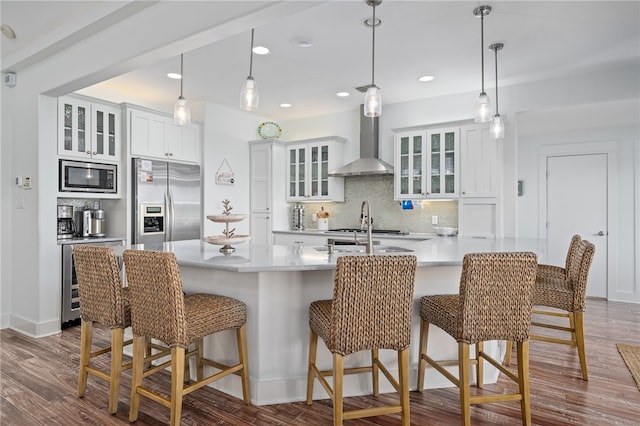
[537,140,618,299]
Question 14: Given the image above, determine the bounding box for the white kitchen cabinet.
[286,136,345,202]
[130,109,201,164]
[250,139,288,245]
[394,128,458,199]
[459,124,499,198]
[58,96,121,162]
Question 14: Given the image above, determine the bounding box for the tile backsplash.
[293,175,458,233]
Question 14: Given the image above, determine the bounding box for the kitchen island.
[127,237,546,405]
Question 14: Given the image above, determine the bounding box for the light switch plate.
[432,215,438,225]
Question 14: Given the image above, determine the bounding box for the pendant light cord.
[371,5,376,86]
[180,54,184,97]
[249,28,255,78]
[494,47,499,113]
[480,13,485,93]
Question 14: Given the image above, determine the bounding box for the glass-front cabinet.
[58,95,121,162]
[427,127,459,198]
[394,128,459,199]
[286,136,345,202]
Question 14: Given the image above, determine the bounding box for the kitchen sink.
[314,245,414,254]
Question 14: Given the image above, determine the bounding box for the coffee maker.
[76,201,107,237]
[57,205,75,239]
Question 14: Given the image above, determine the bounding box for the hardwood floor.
[1,299,639,425]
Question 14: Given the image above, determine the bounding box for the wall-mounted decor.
[215,159,235,185]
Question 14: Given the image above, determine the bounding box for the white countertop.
[57,236,127,245]
[127,237,547,273]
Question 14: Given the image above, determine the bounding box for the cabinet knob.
[169,153,174,156]
[93,151,97,155]
[462,191,466,195]
[165,152,169,156]
[86,151,91,154]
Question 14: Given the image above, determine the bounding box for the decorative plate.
[257,121,282,139]
[205,235,251,245]
[207,214,248,223]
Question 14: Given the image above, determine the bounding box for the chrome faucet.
[359,200,374,254]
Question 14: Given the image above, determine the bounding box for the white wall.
[202,102,268,238]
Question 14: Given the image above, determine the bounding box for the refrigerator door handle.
[168,189,176,241]
[164,191,171,242]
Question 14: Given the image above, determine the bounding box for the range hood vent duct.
[329,105,394,177]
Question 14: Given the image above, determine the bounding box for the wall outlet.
[432,215,438,225]
[15,196,24,209]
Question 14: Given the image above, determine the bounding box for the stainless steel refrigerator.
[132,158,201,244]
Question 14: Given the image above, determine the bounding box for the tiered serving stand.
[205,214,250,254]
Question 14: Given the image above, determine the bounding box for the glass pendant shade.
[173,54,191,125]
[475,91,492,123]
[490,113,505,139]
[240,76,259,111]
[174,96,190,125]
[364,85,382,117]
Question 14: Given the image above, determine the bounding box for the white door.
[546,154,608,298]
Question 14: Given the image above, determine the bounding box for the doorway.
[544,153,609,298]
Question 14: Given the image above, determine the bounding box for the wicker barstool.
[416,252,538,426]
[73,244,132,414]
[505,236,595,380]
[123,249,250,426]
[306,255,417,426]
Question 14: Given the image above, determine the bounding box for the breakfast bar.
[128,237,546,405]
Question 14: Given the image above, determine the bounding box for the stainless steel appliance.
[89,209,106,237]
[57,205,75,239]
[291,204,305,230]
[59,159,117,194]
[132,158,201,244]
[61,239,125,326]
[75,209,92,237]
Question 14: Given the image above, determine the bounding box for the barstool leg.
[333,353,344,426]
[398,348,410,426]
[504,340,513,366]
[574,312,588,381]
[517,340,532,425]
[476,341,484,389]
[459,342,471,426]
[77,320,92,398]
[236,325,251,404]
[372,348,379,397]
[108,327,124,414]
[306,330,318,405]
[170,347,186,426]
[129,335,146,422]
[417,319,430,391]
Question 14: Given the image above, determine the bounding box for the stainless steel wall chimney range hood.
[328,105,394,177]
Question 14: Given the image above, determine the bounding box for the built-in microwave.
[59,159,117,194]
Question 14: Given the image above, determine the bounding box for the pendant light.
[489,43,505,139]
[240,28,259,111]
[473,5,492,123]
[173,54,191,125]
[363,0,382,118]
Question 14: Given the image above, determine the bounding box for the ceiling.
[2,1,639,121]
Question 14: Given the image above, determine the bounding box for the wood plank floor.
[1,299,639,425]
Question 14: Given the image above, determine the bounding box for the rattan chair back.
[564,234,583,280]
[458,252,538,344]
[327,255,416,356]
[123,249,188,347]
[73,244,129,328]
[566,239,595,312]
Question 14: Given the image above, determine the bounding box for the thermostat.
[4,72,16,87]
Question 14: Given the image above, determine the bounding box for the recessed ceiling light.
[336,92,350,97]
[167,72,182,80]
[419,75,435,82]
[280,103,292,108]
[1,24,16,40]
[253,46,270,55]
[363,18,382,27]
[291,36,314,48]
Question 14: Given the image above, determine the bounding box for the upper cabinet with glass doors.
[286,136,346,202]
[394,128,459,199]
[58,95,121,163]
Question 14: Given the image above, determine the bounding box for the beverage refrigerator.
[132,158,202,244]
